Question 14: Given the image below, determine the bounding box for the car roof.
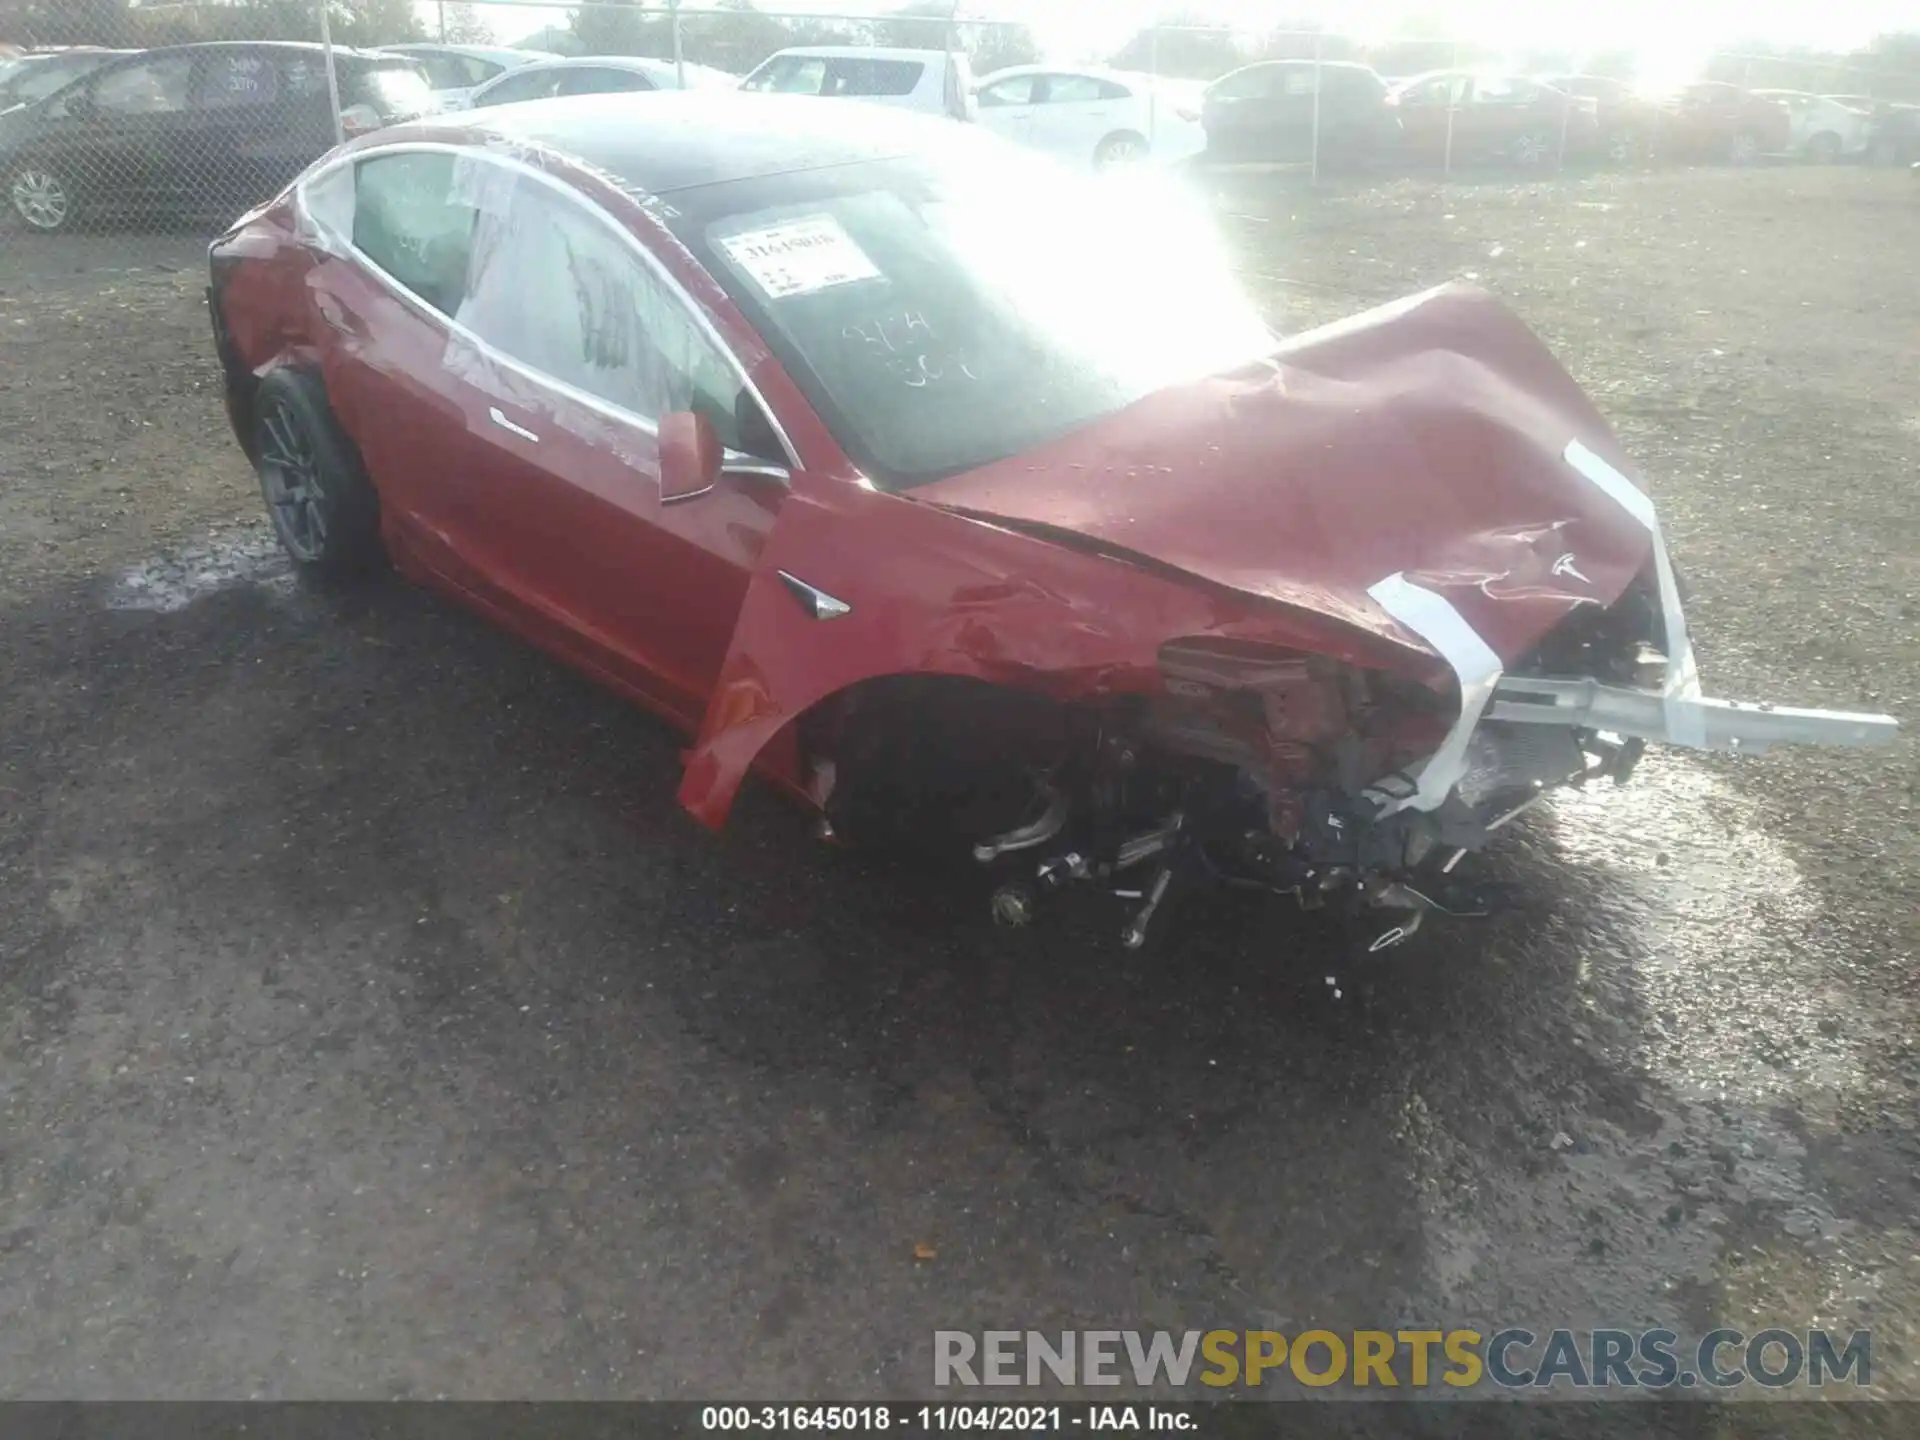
[976,63,1129,82]
[384,43,556,62]
[472,54,738,92]
[503,55,700,75]
[1228,58,1375,72]
[100,40,395,62]
[755,46,948,63]
[409,89,975,194]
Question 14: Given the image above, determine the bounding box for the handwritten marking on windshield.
[842,310,979,387]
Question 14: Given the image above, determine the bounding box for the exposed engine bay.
[813,572,1670,974]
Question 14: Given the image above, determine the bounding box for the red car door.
[412,159,790,721]
[298,150,505,594]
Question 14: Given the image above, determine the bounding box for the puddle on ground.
[1547,757,1858,1107]
[105,529,293,614]
[1409,757,1862,1325]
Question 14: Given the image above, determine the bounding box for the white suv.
[741,46,975,121]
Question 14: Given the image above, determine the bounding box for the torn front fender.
[676,482,1409,829]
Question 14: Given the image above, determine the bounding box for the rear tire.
[250,368,383,574]
[1728,129,1763,165]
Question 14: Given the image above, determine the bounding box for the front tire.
[1093,131,1148,171]
[7,163,76,233]
[250,368,383,573]
[1510,129,1555,168]
[1804,131,1842,164]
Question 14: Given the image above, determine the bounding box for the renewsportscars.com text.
[933,1328,1871,1391]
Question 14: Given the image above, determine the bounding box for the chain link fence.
[2,0,1917,235]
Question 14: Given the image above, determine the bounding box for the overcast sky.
[443,0,1911,71]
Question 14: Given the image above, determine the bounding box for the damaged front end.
[682,284,1897,971]
[953,501,1894,967]
[956,574,1892,969]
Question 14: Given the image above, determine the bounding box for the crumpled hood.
[917,283,1657,666]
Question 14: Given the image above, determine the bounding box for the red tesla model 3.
[207,91,1895,955]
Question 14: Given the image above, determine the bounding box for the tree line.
[3,0,1917,102]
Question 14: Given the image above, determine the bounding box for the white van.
[741,46,975,122]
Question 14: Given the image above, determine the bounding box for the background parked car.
[1201,60,1399,169]
[467,55,737,108]
[1861,102,1920,166]
[0,42,433,234]
[377,42,559,111]
[740,45,973,122]
[1532,72,1661,162]
[973,64,1203,169]
[1749,89,1874,162]
[0,48,132,114]
[1387,71,1596,168]
[1651,82,1793,164]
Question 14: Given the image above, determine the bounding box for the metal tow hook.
[1120,865,1174,950]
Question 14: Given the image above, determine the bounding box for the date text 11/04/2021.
[701,1408,1185,1431]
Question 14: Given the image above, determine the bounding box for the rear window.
[560,65,655,96]
[407,51,498,90]
[1207,66,1277,101]
[746,54,924,98]
[356,61,434,118]
[194,51,280,110]
[472,67,565,107]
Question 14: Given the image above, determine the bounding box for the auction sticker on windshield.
[719,214,881,298]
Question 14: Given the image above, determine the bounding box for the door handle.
[488,406,539,443]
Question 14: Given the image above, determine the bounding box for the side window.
[978,75,1036,107]
[475,68,563,107]
[91,54,194,115]
[301,161,356,249]
[745,55,825,95]
[1327,69,1386,108]
[560,66,655,96]
[1280,68,1318,98]
[193,51,280,110]
[462,56,505,88]
[351,152,477,316]
[455,177,754,447]
[282,55,332,100]
[1474,78,1536,106]
[1206,67,1271,102]
[825,58,922,97]
[1042,75,1106,105]
[409,52,472,90]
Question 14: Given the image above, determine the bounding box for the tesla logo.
[1551,552,1591,584]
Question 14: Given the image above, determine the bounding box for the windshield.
[670,144,1273,489]
[362,62,435,117]
[0,54,101,106]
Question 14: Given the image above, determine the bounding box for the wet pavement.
[0,525,1911,1403]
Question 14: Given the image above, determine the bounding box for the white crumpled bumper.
[1365,439,1900,817]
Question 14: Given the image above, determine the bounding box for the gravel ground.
[0,166,1916,1411]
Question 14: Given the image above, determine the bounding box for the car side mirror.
[659,410,721,503]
